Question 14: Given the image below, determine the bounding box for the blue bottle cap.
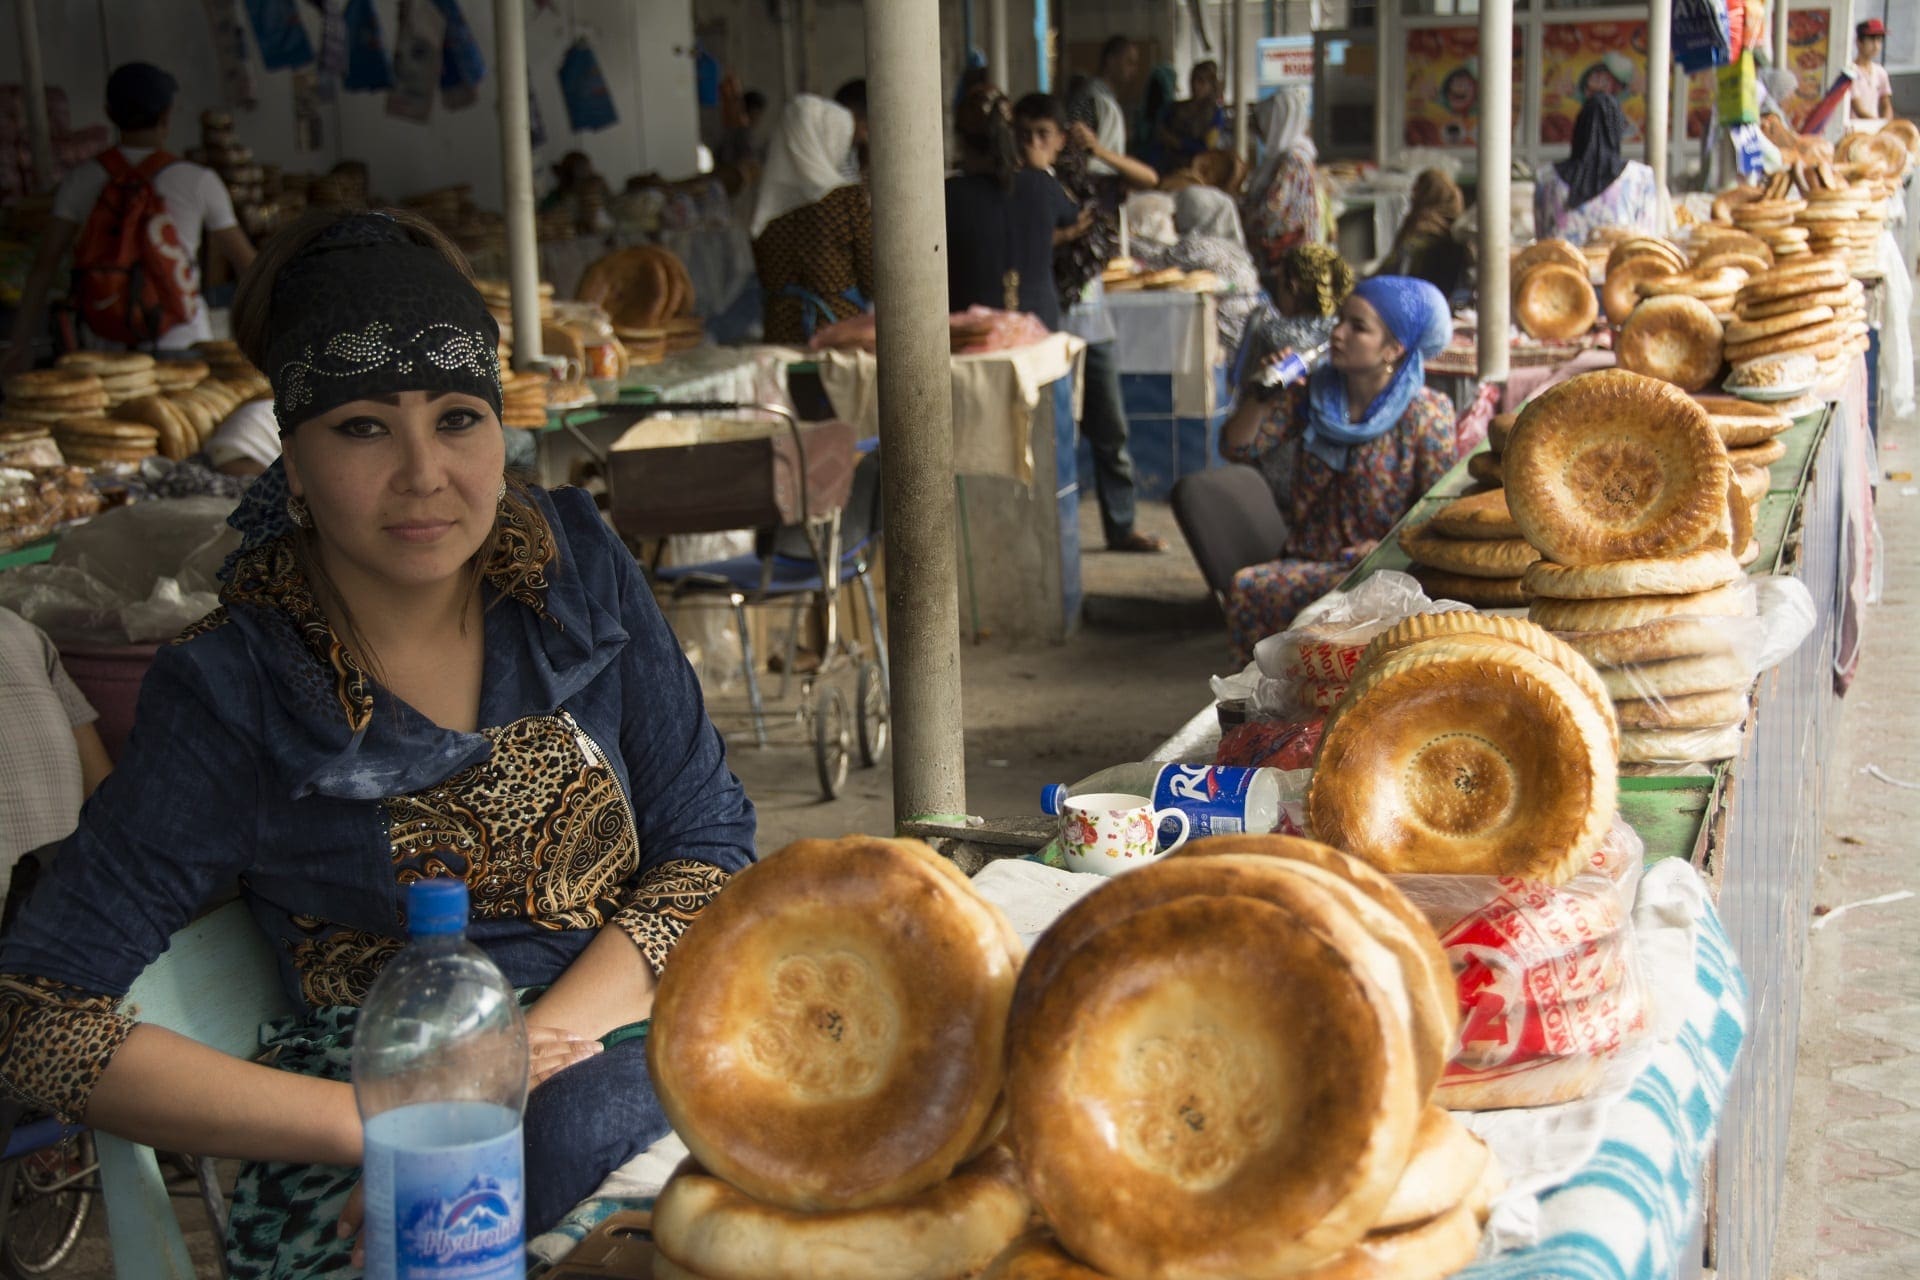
[407,880,469,938]
[1041,784,1068,816]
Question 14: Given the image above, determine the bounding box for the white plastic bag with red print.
[1392,816,1653,1111]
[1244,571,1470,719]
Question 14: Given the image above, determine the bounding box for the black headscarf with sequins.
[264,214,503,433]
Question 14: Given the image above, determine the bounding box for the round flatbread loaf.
[1725,319,1849,363]
[1597,651,1754,700]
[1514,238,1589,281]
[1376,1107,1491,1230]
[652,1147,1031,1280]
[1008,894,1420,1279]
[1736,464,1771,507]
[1613,687,1751,730]
[1553,617,1741,667]
[1621,724,1744,763]
[1017,846,1451,1102]
[1487,413,1517,454]
[1528,582,1750,632]
[1737,287,1854,320]
[1430,487,1521,539]
[1504,370,1730,565]
[5,369,102,400]
[1602,255,1676,326]
[1408,567,1530,608]
[1725,305,1835,345]
[978,1235,1108,1279]
[1606,238,1686,277]
[1515,262,1599,342]
[1287,1203,1483,1280]
[1618,295,1724,391]
[648,837,1018,1211]
[1398,520,1540,579]
[1467,451,1504,486]
[1308,639,1617,885]
[1694,250,1771,278]
[1523,548,1743,600]
[1739,266,1849,302]
[1728,476,1756,557]
[1636,265,1746,300]
[1728,438,1787,469]
[1434,1052,1611,1111]
[55,350,154,375]
[1707,412,1790,448]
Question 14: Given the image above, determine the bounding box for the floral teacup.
[1059,792,1191,876]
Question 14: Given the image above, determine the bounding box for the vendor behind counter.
[750,95,872,344]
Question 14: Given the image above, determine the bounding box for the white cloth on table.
[812,333,1086,486]
[1876,227,1915,420]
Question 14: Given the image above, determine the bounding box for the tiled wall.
[1076,364,1234,501]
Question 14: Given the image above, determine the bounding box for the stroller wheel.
[814,684,852,800]
[856,660,890,767]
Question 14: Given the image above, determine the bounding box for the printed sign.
[1540,21,1651,145]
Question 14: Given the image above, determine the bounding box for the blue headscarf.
[1303,275,1452,471]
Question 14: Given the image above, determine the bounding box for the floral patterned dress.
[1532,162,1663,245]
[1242,150,1325,276]
[1222,382,1457,662]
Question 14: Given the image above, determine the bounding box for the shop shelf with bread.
[571,398,888,800]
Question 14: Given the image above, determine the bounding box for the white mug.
[1059,792,1191,876]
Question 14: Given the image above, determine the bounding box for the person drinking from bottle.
[1217,275,1456,663]
[0,208,756,1276]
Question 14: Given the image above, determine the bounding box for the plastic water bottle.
[1042,764,1283,840]
[354,880,529,1280]
[1254,341,1330,391]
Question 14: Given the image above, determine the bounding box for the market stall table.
[1100,289,1233,499]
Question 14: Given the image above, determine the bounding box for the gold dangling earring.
[287,494,312,529]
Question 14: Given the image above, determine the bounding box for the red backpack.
[65,149,197,347]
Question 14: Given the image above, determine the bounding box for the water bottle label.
[1152,766,1261,843]
[364,1103,524,1280]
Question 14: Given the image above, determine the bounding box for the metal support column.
[495,0,542,369]
[1477,0,1513,385]
[1232,0,1251,161]
[863,0,970,828]
[989,0,1010,89]
[16,0,52,192]
[1648,0,1673,205]
[1773,0,1791,75]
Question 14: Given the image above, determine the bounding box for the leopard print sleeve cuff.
[609,860,734,978]
[0,974,137,1123]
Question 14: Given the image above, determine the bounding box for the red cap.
[1858,18,1887,38]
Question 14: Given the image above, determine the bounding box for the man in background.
[1072,36,1140,178]
[1848,19,1894,122]
[3,62,257,376]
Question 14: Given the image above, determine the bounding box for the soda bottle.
[1042,764,1283,840]
[1254,341,1330,391]
[354,880,529,1280]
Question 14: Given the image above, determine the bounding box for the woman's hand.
[528,1025,603,1090]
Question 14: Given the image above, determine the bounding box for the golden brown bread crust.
[648,837,1018,1211]
[1407,567,1531,609]
[1398,520,1541,579]
[1430,488,1521,540]
[1613,687,1751,730]
[1523,548,1743,600]
[1434,1052,1611,1110]
[1706,412,1791,448]
[1504,370,1730,565]
[1486,413,1517,454]
[1724,306,1836,344]
[1727,438,1787,469]
[653,1147,1032,1280]
[1290,1203,1483,1280]
[1597,651,1754,700]
[1621,723,1745,763]
[1527,582,1749,632]
[1375,1107,1491,1230]
[1307,639,1617,885]
[1602,256,1674,326]
[1513,238,1589,281]
[1515,262,1599,342]
[1617,295,1725,391]
[979,1235,1110,1279]
[1466,451,1505,486]
[1008,894,1419,1280]
[1605,238,1686,277]
[1553,617,1741,667]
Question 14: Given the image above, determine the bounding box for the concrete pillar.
[1477,0,1513,385]
[862,0,969,827]
[989,0,1010,90]
[494,0,542,369]
[1772,0,1791,75]
[16,0,53,192]
[1232,0,1251,161]
[1648,0,1672,200]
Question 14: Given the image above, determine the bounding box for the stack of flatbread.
[993,833,1497,1280]
[1458,411,1510,489]
[647,837,1030,1280]
[1600,235,1687,326]
[54,351,156,407]
[1691,394,1796,529]
[1724,258,1868,388]
[1398,486,1535,609]
[3,369,108,425]
[1511,239,1598,343]
[193,340,263,384]
[1504,370,1756,765]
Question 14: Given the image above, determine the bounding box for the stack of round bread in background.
[54,351,156,408]
[1730,192,1809,259]
[993,834,1496,1280]
[51,418,160,467]
[1602,235,1687,326]
[1692,394,1794,538]
[500,368,549,429]
[1398,487,1535,608]
[1504,370,1754,765]
[1617,292,1725,391]
[1634,263,1747,322]
[2,369,108,425]
[1512,238,1598,342]
[1725,258,1865,387]
[648,837,1030,1280]
[193,339,264,384]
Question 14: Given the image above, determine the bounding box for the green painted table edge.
[1766,407,1829,496]
[0,536,56,572]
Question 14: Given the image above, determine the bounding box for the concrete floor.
[1770,403,1920,1277]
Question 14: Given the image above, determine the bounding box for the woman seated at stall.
[0,209,757,1275]
[1132,186,1265,360]
[1236,243,1356,390]
[1218,276,1456,662]
[947,85,1088,331]
[1534,93,1662,245]
[1242,86,1325,281]
[1376,169,1470,301]
[751,94,873,343]
[1157,61,1229,169]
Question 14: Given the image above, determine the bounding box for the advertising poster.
[1540,21,1650,145]
[1688,69,1713,139]
[1782,7,1832,126]
[1402,27,1522,149]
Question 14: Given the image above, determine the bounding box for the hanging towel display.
[387,0,446,121]
[245,0,316,70]
[434,0,486,111]
[343,0,395,92]
[559,39,618,133]
[203,0,260,110]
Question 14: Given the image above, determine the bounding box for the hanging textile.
[245,0,316,70]
[1715,51,1758,124]
[559,40,618,133]
[314,0,349,81]
[203,0,259,110]
[342,0,395,92]
[434,0,486,111]
[1674,0,1733,74]
[387,0,446,122]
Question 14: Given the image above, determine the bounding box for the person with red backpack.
[2,63,257,377]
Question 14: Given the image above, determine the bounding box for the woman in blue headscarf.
[1217,275,1457,662]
